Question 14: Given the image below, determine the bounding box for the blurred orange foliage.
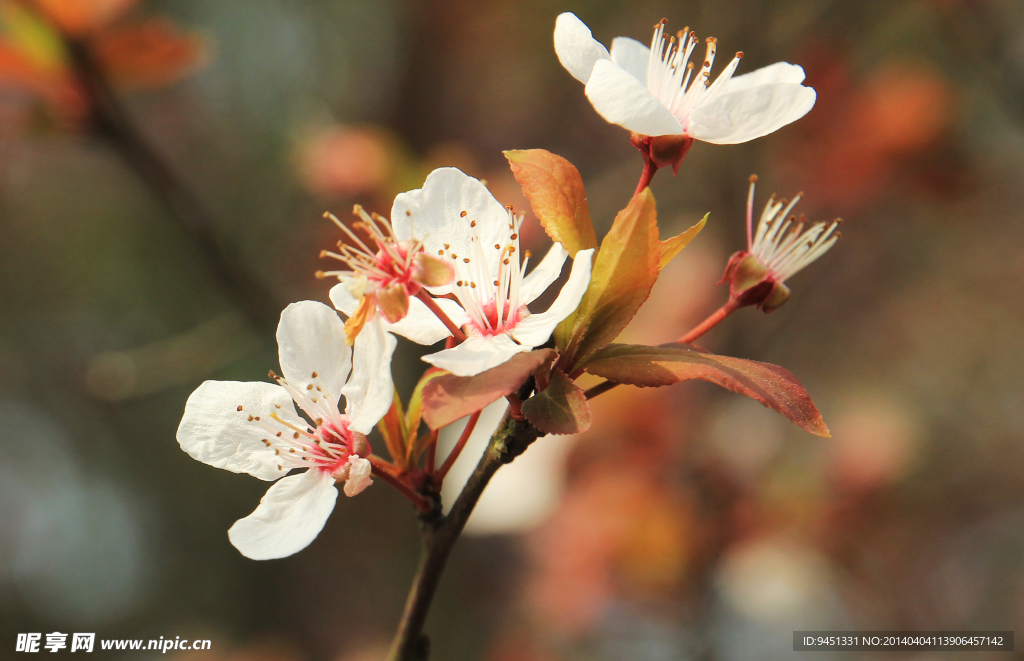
[783,55,955,209]
[0,0,204,128]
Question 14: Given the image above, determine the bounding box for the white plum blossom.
[176,301,396,560]
[316,205,454,342]
[331,168,594,377]
[554,12,816,143]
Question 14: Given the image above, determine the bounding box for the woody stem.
[415,291,467,343]
[388,408,542,661]
[583,299,742,401]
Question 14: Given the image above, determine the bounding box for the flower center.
[439,207,532,337]
[646,19,741,128]
[317,205,423,297]
[474,299,523,336]
[235,370,370,474]
[317,421,362,472]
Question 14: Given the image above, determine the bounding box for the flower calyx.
[631,132,695,175]
[720,251,792,312]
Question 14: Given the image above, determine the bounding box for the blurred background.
[2,0,1023,659]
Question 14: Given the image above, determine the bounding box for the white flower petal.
[518,242,568,305]
[276,301,350,399]
[422,333,533,377]
[553,12,610,83]
[177,380,300,481]
[342,318,397,434]
[585,59,684,136]
[328,281,363,317]
[391,168,509,295]
[329,283,469,346]
[343,456,373,497]
[722,62,806,94]
[227,469,338,560]
[511,248,593,348]
[688,83,816,144]
[384,296,471,344]
[610,36,650,85]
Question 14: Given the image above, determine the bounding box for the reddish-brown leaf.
[376,392,408,469]
[583,343,830,437]
[421,350,554,430]
[521,369,591,435]
[504,149,597,257]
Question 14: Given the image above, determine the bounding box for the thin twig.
[506,392,525,420]
[435,410,480,481]
[415,291,467,343]
[423,431,437,476]
[677,299,740,344]
[583,379,619,400]
[634,153,658,195]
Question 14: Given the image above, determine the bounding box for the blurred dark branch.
[389,386,540,661]
[62,35,281,329]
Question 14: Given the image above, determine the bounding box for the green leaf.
[583,343,830,437]
[555,188,660,369]
[659,213,708,270]
[505,149,597,256]
[406,368,445,438]
[404,367,447,464]
[522,369,592,435]
[421,350,554,430]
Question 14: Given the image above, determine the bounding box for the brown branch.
[387,407,541,661]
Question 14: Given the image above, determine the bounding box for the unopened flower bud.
[412,253,455,288]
